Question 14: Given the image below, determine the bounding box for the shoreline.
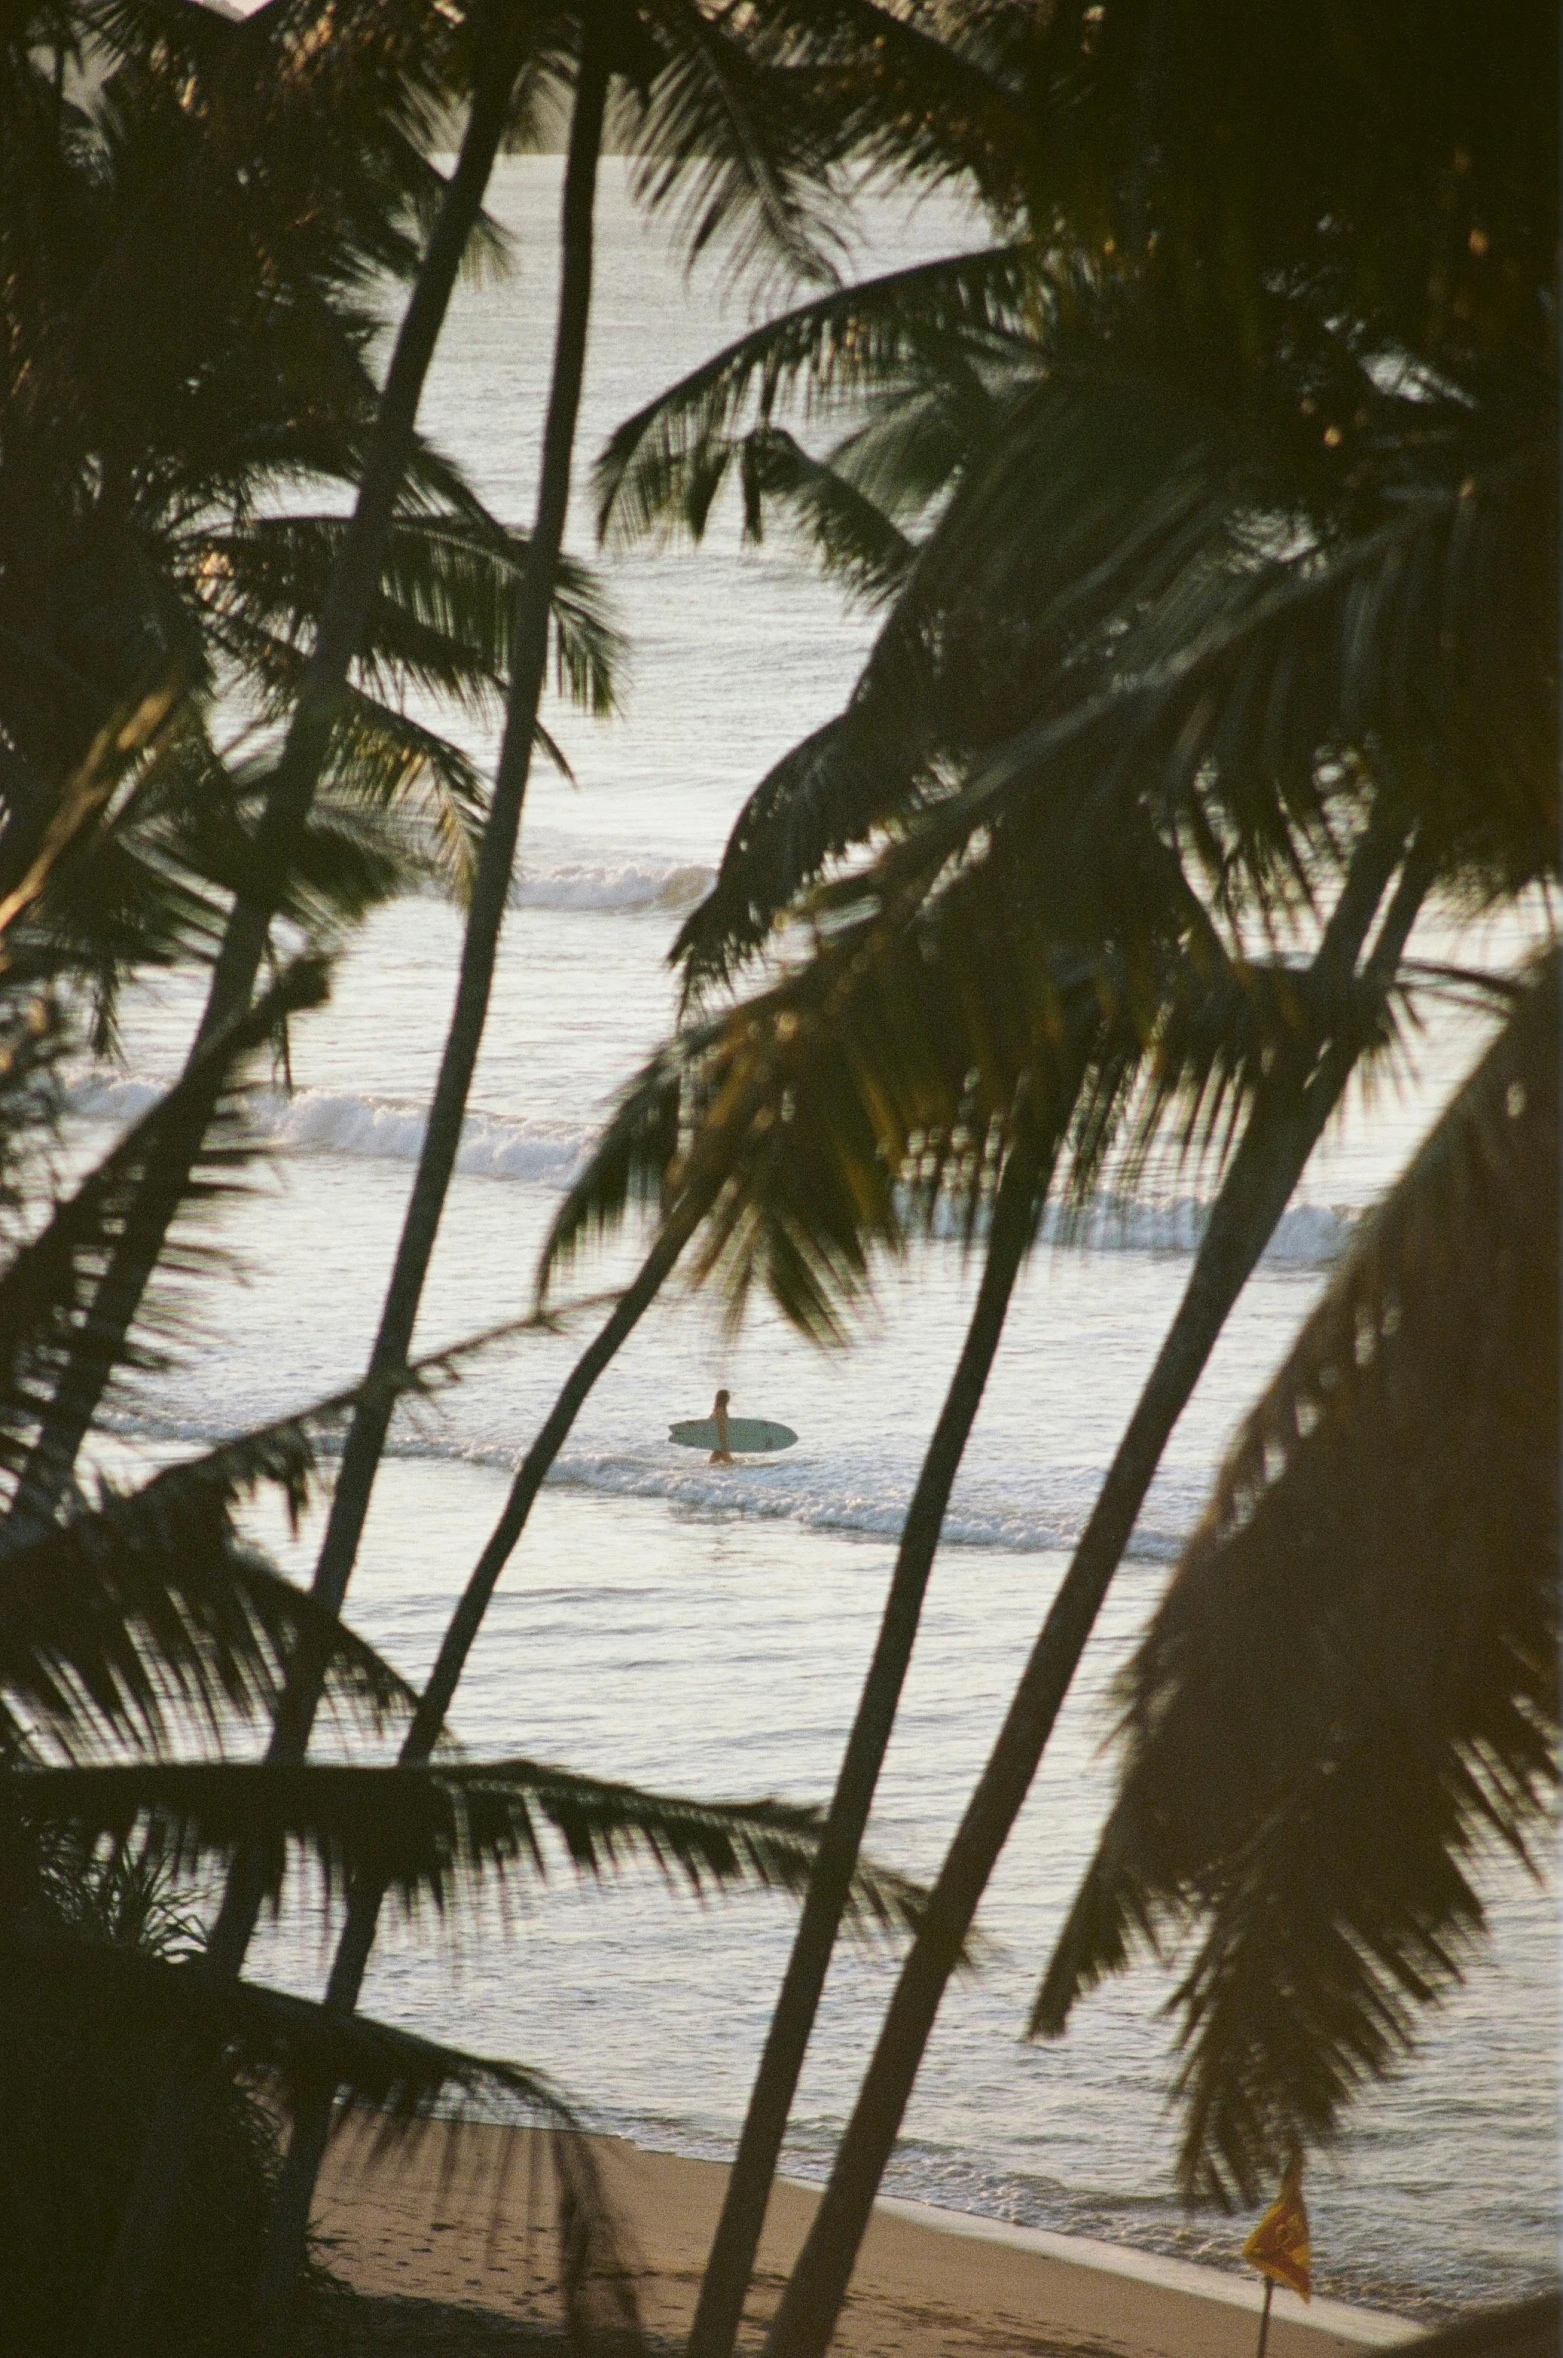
[315,2124,1419,2356]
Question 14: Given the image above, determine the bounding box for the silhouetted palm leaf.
[0,1915,574,2128]
[668,368,1555,1001]
[0,960,332,1500]
[1031,956,1559,2205]
[542,790,1263,1340]
[595,240,1043,548]
[201,510,619,727]
[1,2,605,1001]
[0,1488,416,1762]
[5,1755,931,1935]
[0,1273,621,1762]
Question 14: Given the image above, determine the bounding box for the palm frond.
[0,960,332,1499]
[738,0,1035,219]
[0,1482,416,1762]
[0,1916,574,2130]
[302,697,491,911]
[11,713,238,1051]
[0,1279,626,1760]
[594,240,1042,547]
[676,412,1556,1003]
[667,712,908,1002]
[1031,956,1559,2207]
[666,357,1236,995]
[628,0,850,296]
[730,425,918,603]
[4,1754,931,1938]
[196,510,620,723]
[544,801,1228,1340]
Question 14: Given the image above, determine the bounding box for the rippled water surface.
[91,159,1556,2319]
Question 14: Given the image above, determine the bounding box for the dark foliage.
[1033,959,1559,2203]
[0,1835,310,2357]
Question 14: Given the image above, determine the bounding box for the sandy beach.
[314,2123,1416,2358]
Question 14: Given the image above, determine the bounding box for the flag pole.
[1255,2276,1275,2358]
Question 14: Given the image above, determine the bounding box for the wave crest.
[69,1078,1351,1260]
[68,1076,588,1188]
[513,857,712,914]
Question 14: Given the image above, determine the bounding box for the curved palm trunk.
[9,0,529,1538]
[209,7,612,1946]
[255,1129,1049,2339]
[686,1131,1048,2358]
[758,831,1431,2358]
[250,1047,784,2326]
[251,1205,702,2336]
[93,33,611,2346]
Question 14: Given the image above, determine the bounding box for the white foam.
[67,1076,589,1188]
[526,1451,1191,1561]
[94,1407,1196,1561]
[512,857,713,914]
[65,1073,1355,1263]
[923,1191,1352,1266]
[872,2197,1417,2345]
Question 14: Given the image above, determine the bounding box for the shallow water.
[87,157,1556,2319]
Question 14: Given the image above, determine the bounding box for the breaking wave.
[66,1075,1353,1262]
[512,856,713,914]
[67,1076,591,1189]
[108,1404,1199,1562]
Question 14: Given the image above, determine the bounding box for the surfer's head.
[715,1388,730,1409]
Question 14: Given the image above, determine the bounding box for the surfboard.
[669,1416,798,1453]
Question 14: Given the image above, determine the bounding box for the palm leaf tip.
[534,1046,689,1301]
[0,1917,573,2127]
[1028,1801,1154,2040]
[0,1493,416,1758]
[2,1757,931,1937]
[1031,955,1559,2200]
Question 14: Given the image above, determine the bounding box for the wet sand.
[314,2122,1417,2357]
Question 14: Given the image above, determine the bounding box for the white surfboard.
[669,1416,798,1453]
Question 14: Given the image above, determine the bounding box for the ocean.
[80,158,1557,2321]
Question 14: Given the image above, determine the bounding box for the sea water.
[81,160,1556,2318]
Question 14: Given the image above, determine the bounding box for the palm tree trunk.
[251,1030,801,2329]
[757,827,1432,2358]
[686,1129,1049,2358]
[9,0,530,1539]
[253,1126,1049,2337]
[278,7,612,1648]
[200,7,613,1981]
[250,1201,701,2333]
[91,30,616,2344]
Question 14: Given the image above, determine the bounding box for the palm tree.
[220,13,1064,2311]
[469,1,1554,2340]
[1032,955,1557,2209]
[96,0,991,2320]
[0,920,928,2349]
[3,0,616,1518]
[683,2,1556,2343]
[542,746,1439,2358]
[107,0,1557,2337]
[0,0,588,979]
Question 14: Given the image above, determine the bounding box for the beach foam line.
[89,1418,1202,1561]
[316,2122,1425,2358]
[925,1190,1353,1265]
[874,2194,1420,2346]
[538,1450,1193,1559]
[67,1076,590,1188]
[512,855,713,913]
[62,1074,1355,1262]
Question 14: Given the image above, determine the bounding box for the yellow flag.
[1242,2165,1312,2301]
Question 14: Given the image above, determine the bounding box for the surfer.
[709,1388,734,1465]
